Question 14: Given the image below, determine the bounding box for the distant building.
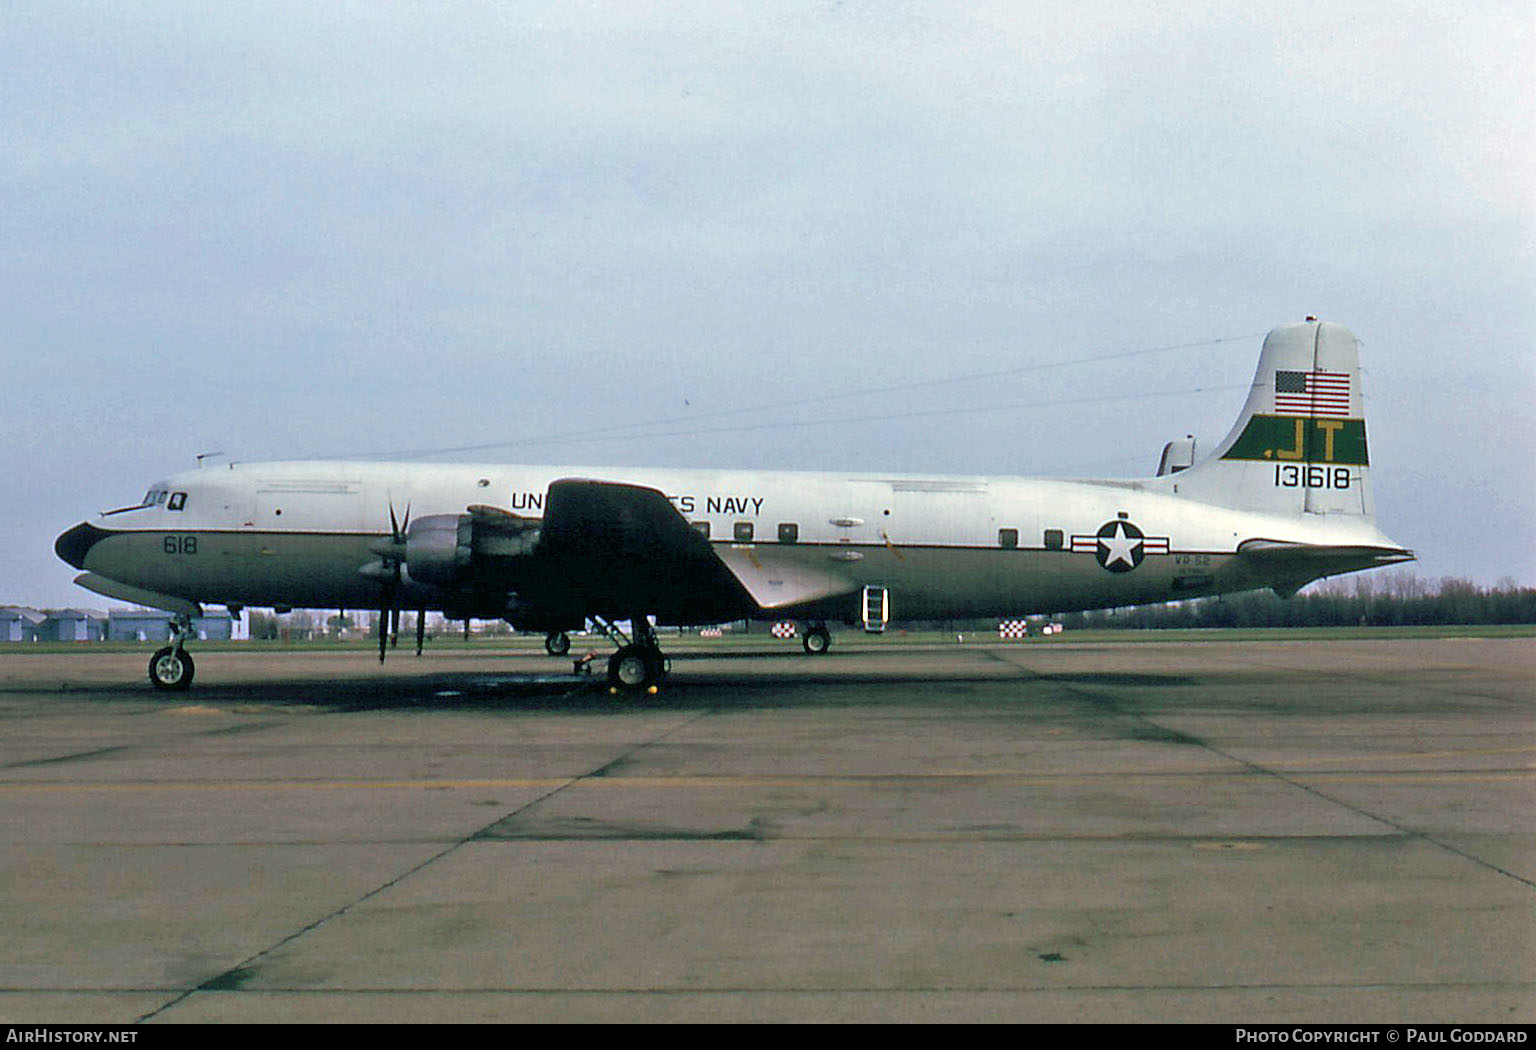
[106,610,176,642]
[0,607,47,642]
[0,607,242,643]
[36,609,108,642]
[105,610,239,642]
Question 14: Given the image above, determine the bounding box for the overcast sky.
[5,1,1532,607]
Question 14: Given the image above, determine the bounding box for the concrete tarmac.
[1,635,1532,1023]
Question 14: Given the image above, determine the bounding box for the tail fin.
[1166,320,1373,518]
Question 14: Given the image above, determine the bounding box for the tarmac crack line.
[1070,684,1536,894]
[989,649,1536,893]
[132,706,716,1024]
[1182,739,1536,892]
[1184,647,1536,891]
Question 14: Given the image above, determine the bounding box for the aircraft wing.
[530,479,759,624]
[711,546,859,611]
[1234,539,1416,597]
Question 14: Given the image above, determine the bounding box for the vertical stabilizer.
[1167,321,1373,518]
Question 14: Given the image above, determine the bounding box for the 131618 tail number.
[1274,465,1351,489]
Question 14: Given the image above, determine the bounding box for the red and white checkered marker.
[771,621,797,639]
[998,620,1029,639]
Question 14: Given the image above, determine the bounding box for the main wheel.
[544,631,571,656]
[607,644,661,692]
[149,647,195,691]
[802,626,831,655]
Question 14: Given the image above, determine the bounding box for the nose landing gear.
[148,614,195,691]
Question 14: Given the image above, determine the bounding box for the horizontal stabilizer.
[1235,539,1416,598]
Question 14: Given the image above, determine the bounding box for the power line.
[464,383,1248,450]
[339,331,1262,460]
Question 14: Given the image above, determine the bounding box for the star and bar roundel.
[1070,519,1170,573]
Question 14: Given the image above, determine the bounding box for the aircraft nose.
[55,522,111,570]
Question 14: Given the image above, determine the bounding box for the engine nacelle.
[361,506,544,603]
[403,507,543,590]
[404,514,472,588]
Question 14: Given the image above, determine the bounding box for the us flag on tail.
[1274,370,1350,417]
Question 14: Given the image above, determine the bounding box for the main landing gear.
[801,621,832,655]
[148,614,195,691]
[591,616,670,694]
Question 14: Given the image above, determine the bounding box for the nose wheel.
[148,614,196,691]
[149,647,195,690]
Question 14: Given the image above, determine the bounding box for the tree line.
[1059,574,1535,630]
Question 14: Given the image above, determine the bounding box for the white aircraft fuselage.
[56,321,1414,690]
[59,459,1401,619]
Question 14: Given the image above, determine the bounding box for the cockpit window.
[108,488,171,516]
[168,492,187,511]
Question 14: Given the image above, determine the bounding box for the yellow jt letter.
[1314,419,1343,462]
[1277,418,1305,461]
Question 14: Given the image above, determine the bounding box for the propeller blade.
[415,608,426,656]
[377,499,409,664]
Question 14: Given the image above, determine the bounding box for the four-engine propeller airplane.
[56,320,1413,693]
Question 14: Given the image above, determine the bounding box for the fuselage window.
[693,521,711,539]
[1044,528,1064,550]
[168,492,188,511]
[734,521,754,543]
[998,527,1019,549]
[778,522,798,544]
